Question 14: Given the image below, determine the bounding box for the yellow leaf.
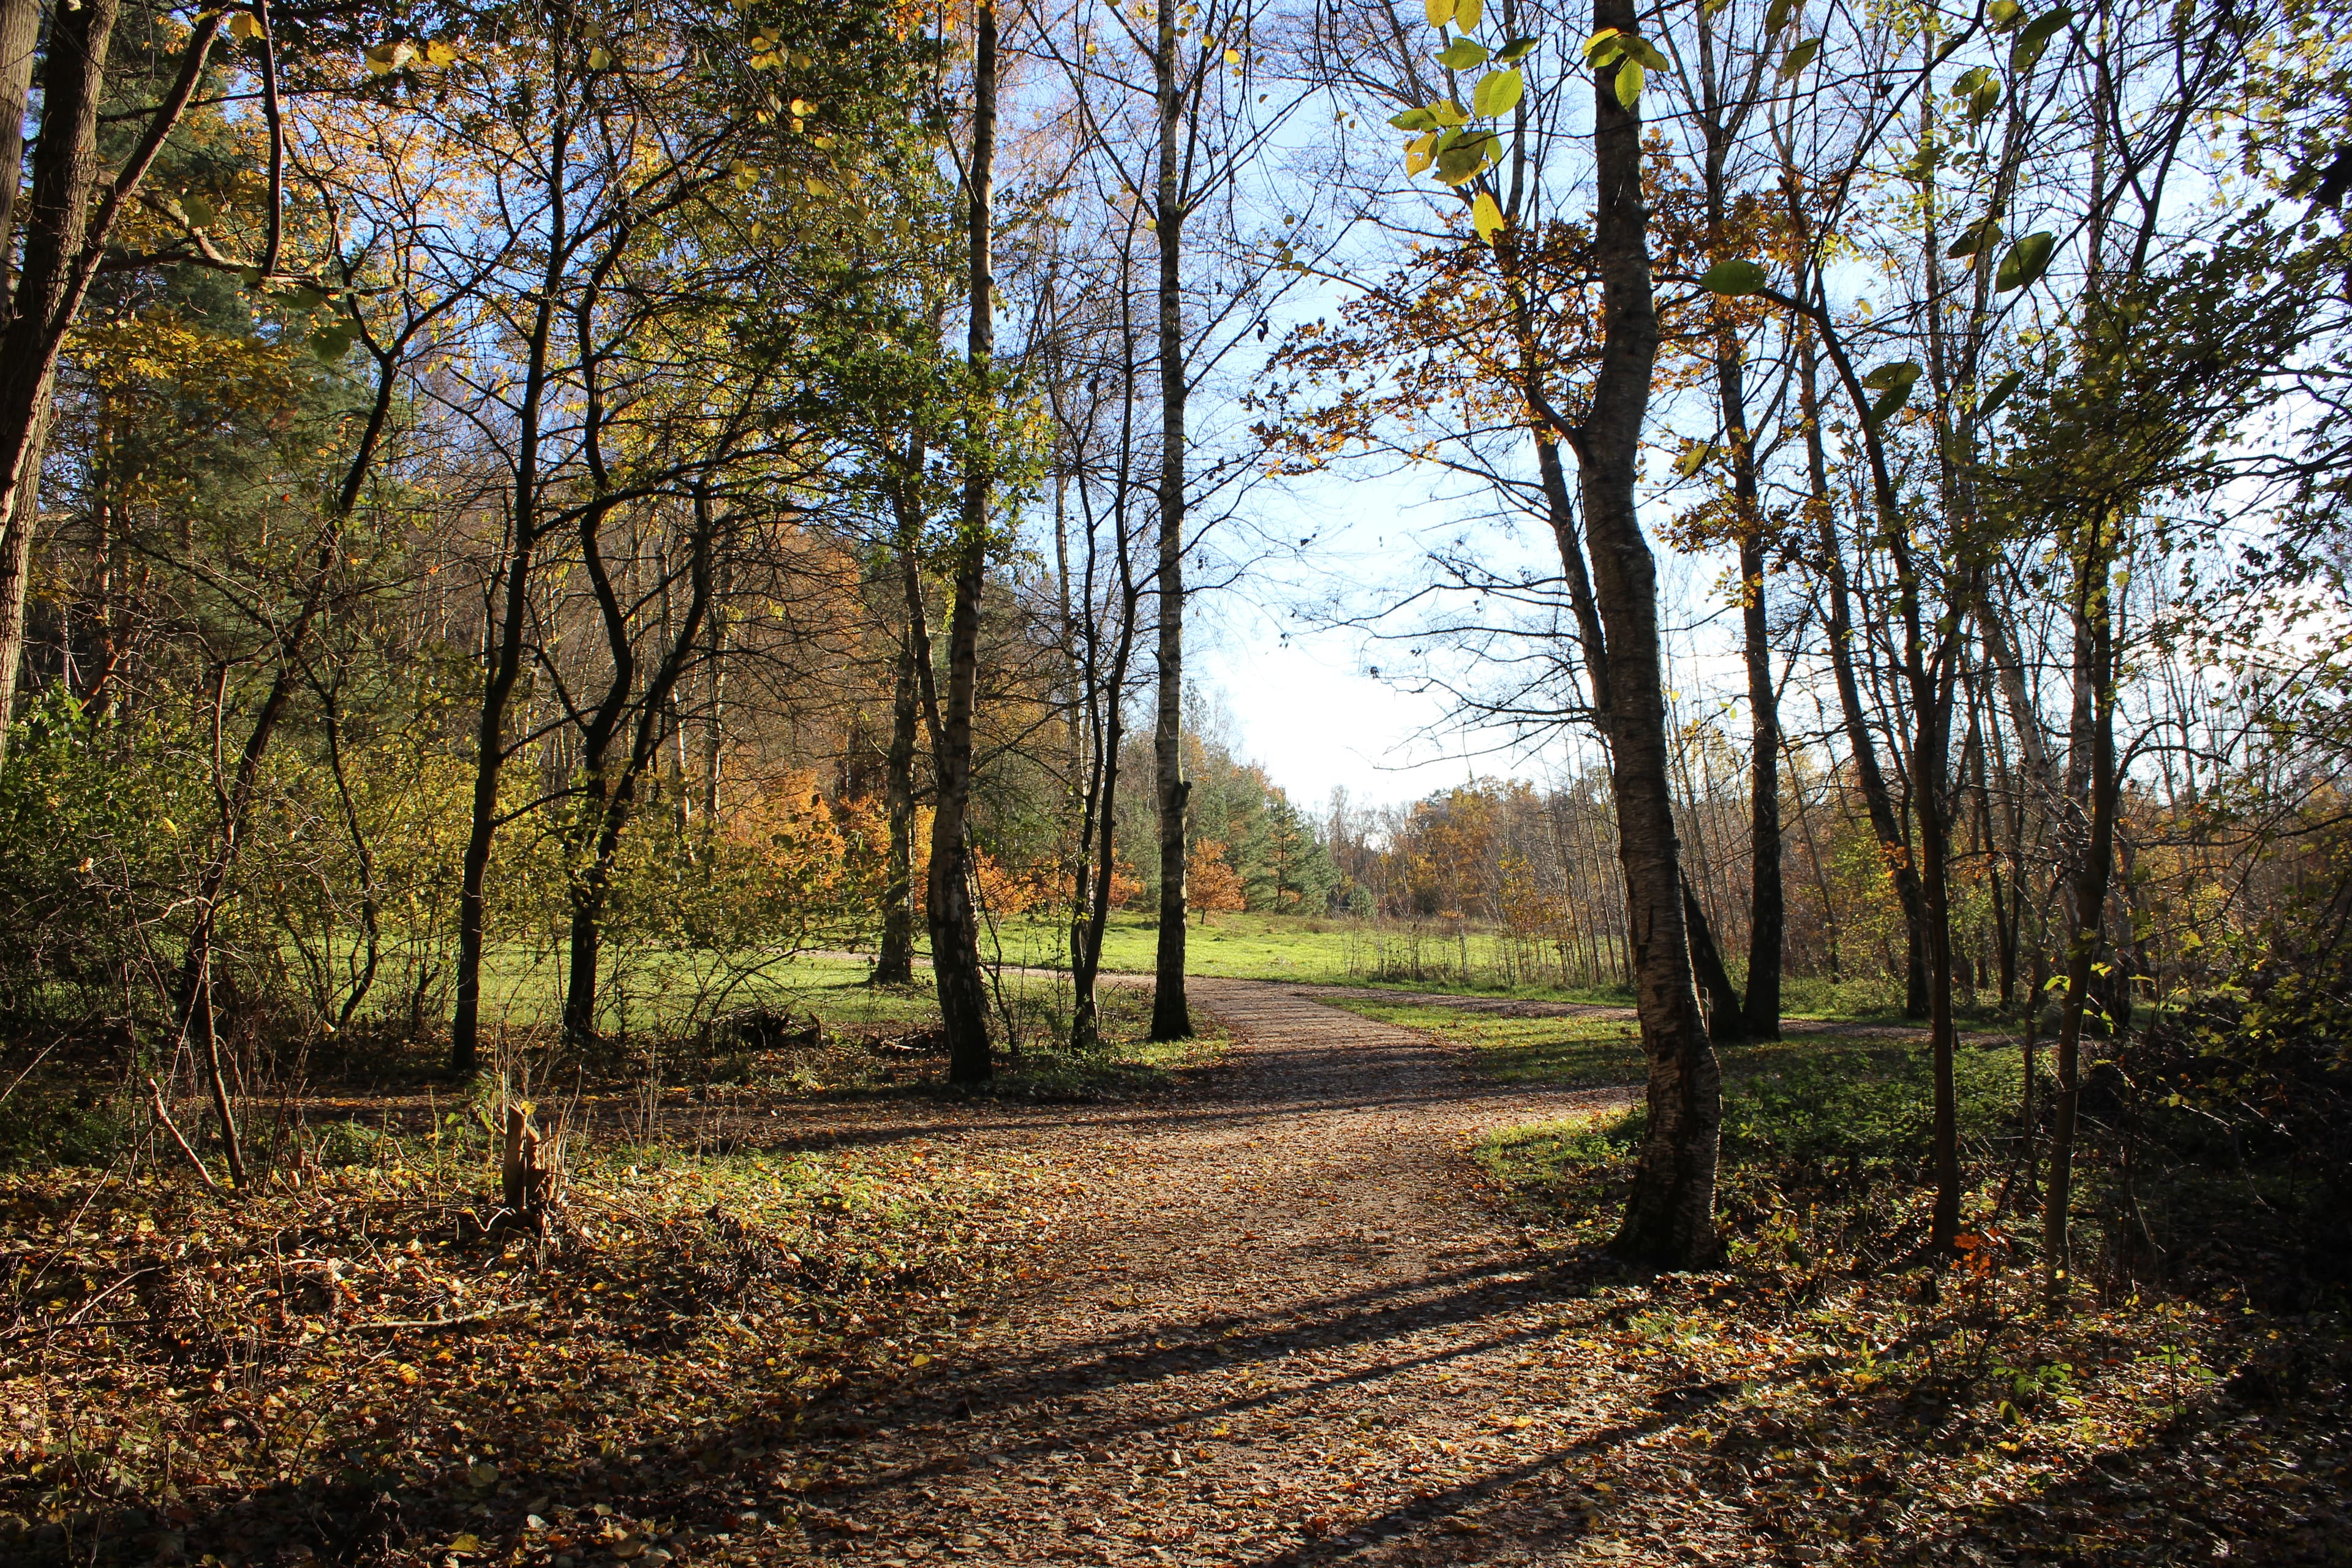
[229,12,259,41]
[1456,0,1484,28]
[1615,57,1644,108]
[790,97,815,116]
[1425,0,1457,25]
[1470,190,1504,242]
[587,44,613,68]
[1404,130,1439,176]
[806,177,831,197]
[1224,47,1241,64]
[448,1534,483,1555]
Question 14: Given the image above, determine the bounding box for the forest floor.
[4,981,2346,1566]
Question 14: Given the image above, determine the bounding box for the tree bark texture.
[2043,517,2120,1298]
[0,1,220,760]
[1148,0,1192,1041]
[927,0,998,1082]
[876,628,920,986]
[1578,0,1724,1269]
[0,0,119,755]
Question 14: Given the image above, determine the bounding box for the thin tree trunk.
[1738,530,1783,1038]
[1569,0,1722,1268]
[562,499,715,1050]
[169,318,402,1182]
[0,0,38,279]
[876,625,919,986]
[1682,878,1746,1044]
[2044,511,2120,1300]
[452,145,571,1074]
[928,0,997,1082]
[1148,0,1192,1040]
[1797,327,1929,1016]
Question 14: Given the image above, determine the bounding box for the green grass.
[969,910,1656,991]
[969,911,1380,982]
[1460,1014,2026,1233]
[1323,1000,1648,1087]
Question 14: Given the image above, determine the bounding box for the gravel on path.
[780,978,1768,1566]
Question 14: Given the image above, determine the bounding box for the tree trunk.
[0,0,38,277]
[927,0,997,1083]
[452,191,570,1072]
[2043,512,2120,1300]
[1738,527,1783,1039]
[1682,878,1746,1044]
[0,0,220,760]
[1797,328,1930,1016]
[0,0,118,754]
[876,628,919,985]
[1148,0,1192,1041]
[1913,687,1964,1249]
[1575,0,1722,1268]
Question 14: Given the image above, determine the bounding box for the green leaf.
[1390,106,1439,130]
[1703,0,1733,15]
[1989,0,2025,29]
[1994,230,2055,291]
[1494,36,1539,63]
[1434,130,1499,184]
[310,321,356,361]
[2011,8,2072,70]
[1615,58,1644,108]
[1583,28,1626,65]
[1471,190,1505,243]
[1864,363,1923,423]
[1945,216,2000,258]
[1765,0,1797,32]
[1698,258,1768,295]
[1425,0,1457,26]
[1625,36,1668,69]
[1951,65,2000,123]
[1455,0,1483,30]
[587,43,614,69]
[1429,98,1471,126]
[1438,38,1491,69]
[1977,370,2024,418]
[1778,37,1820,80]
[181,194,217,228]
[1406,130,1439,176]
[1471,67,1524,116]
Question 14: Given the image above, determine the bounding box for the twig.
[149,1077,220,1191]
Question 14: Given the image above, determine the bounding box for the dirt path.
[780,978,1765,1565]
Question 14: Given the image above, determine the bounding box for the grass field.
[448,911,1967,1046]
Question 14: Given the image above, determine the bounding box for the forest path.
[788,978,1766,1566]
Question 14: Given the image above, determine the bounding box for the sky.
[1182,460,1756,814]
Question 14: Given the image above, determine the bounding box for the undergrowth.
[1458,1022,2352,1566]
